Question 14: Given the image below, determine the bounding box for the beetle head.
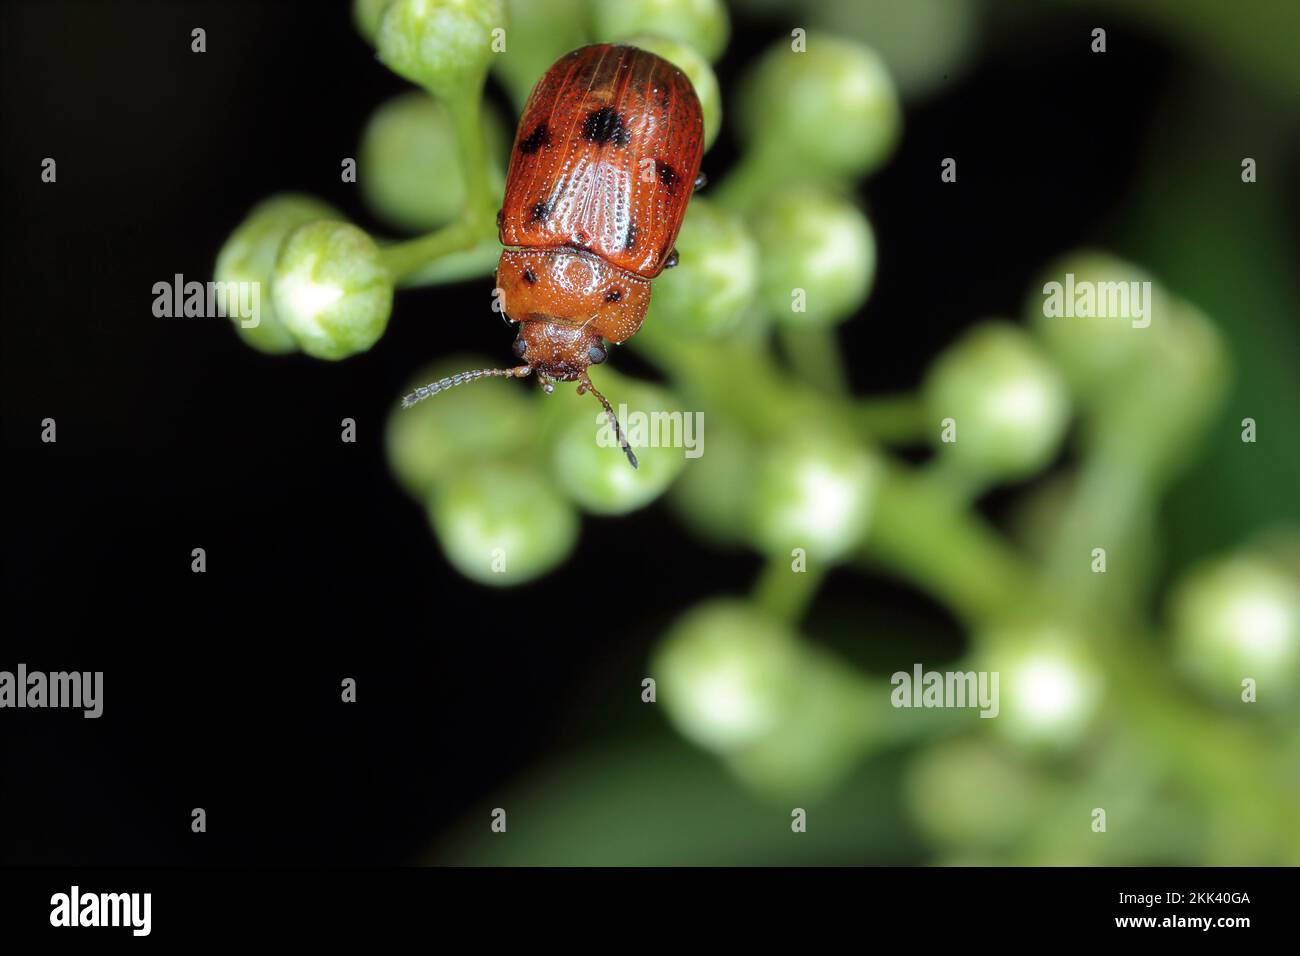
[510,319,606,383]
[397,248,642,467]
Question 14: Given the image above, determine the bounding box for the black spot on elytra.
[658,164,680,189]
[522,269,537,285]
[605,289,622,302]
[582,107,630,146]
[623,222,638,252]
[519,123,548,154]
[530,199,551,223]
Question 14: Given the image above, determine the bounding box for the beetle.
[402,44,706,469]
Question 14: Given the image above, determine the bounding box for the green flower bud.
[590,0,729,63]
[492,0,588,109]
[1028,250,1168,396]
[377,0,506,100]
[214,194,342,354]
[623,34,722,149]
[1087,299,1228,485]
[737,34,900,181]
[751,430,879,562]
[644,198,759,336]
[545,372,688,515]
[655,599,873,796]
[809,0,979,100]
[980,623,1102,750]
[725,651,873,799]
[1031,252,1230,483]
[906,739,1043,851]
[428,464,578,586]
[386,356,539,497]
[353,0,395,44]
[669,421,755,547]
[1006,473,1071,553]
[1170,555,1300,707]
[359,92,509,233]
[923,322,1071,482]
[1257,534,1300,584]
[271,221,394,360]
[751,187,875,328]
[653,600,803,753]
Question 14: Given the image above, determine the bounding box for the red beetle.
[402,44,706,468]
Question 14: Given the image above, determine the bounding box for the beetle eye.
[587,343,607,365]
[512,337,527,359]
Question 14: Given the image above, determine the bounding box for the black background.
[2,0,1171,864]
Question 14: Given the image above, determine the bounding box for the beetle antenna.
[401,365,531,408]
[578,374,638,469]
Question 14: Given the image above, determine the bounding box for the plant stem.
[380,78,501,284]
[446,82,497,229]
[752,553,825,625]
[780,326,849,395]
[859,462,1030,627]
[855,393,927,444]
[379,220,483,281]
[396,237,500,288]
[921,451,991,508]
